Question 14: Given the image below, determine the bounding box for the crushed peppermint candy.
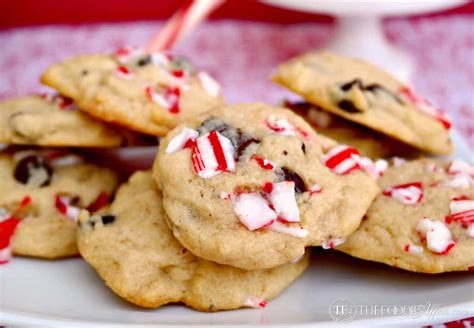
[166,128,199,154]
[265,115,309,139]
[41,93,76,110]
[404,244,424,254]
[445,196,474,228]
[439,174,473,189]
[309,183,322,195]
[267,181,300,222]
[416,218,455,254]
[114,66,133,80]
[252,155,275,170]
[358,158,388,179]
[219,191,231,200]
[197,71,220,97]
[55,195,81,221]
[114,46,142,64]
[468,225,474,238]
[233,192,277,230]
[425,162,444,173]
[192,131,236,178]
[321,238,345,249]
[145,85,181,113]
[268,221,309,238]
[397,86,451,129]
[323,145,361,175]
[383,182,423,205]
[243,296,268,309]
[447,160,474,177]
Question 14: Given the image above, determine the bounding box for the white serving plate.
[1,130,473,327]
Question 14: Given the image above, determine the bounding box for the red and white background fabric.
[0,16,473,148]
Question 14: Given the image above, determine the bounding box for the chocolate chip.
[340,79,403,105]
[338,100,361,113]
[81,69,88,76]
[137,55,152,67]
[283,150,288,156]
[301,143,306,154]
[14,155,53,187]
[340,79,363,91]
[277,167,306,194]
[101,215,115,225]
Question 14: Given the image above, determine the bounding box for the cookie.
[77,171,308,311]
[0,94,128,147]
[284,100,419,159]
[153,102,379,270]
[273,51,453,155]
[41,48,224,136]
[336,158,474,273]
[0,150,117,262]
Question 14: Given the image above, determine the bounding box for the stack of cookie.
[1,48,472,312]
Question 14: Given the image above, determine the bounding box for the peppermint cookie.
[336,158,474,273]
[154,103,378,270]
[284,100,419,159]
[0,95,127,147]
[41,48,224,136]
[0,150,117,262]
[77,171,308,311]
[273,52,453,155]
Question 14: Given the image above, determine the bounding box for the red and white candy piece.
[41,93,76,110]
[55,195,81,221]
[0,196,31,265]
[265,115,296,136]
[416,218,455,254]
[114,46,142,64]
[197,71,220,97]
[166,127,199,153]
[404,244,424,254]
[219,191,231,200]
[233,192,277,231]
[358,157,388,179]
[323,145,361,175]
[243,296,268,309]
[309,183,322,195]
[397,86,451,129]
[266,181,300,223]
[383,182,423,205]
[252,155,275,170]
[114,66,134,80]
[447,160,474,177]
[445,196,474,226]
[268,221,309,238]
[145,86,180,113]
[192,131,236,178]
[322,238,345,249]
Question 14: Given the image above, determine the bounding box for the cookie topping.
[265,115,296,136]
[268,221,309,238]
[219,191,231,200]
[114,66,134,80]
[40,93,76,110]
[252,155,275,170]
[267,181,300,223]
[447,160,474,177]
[397,86,451,129]
[101,215,116,225]
[233,193,277,230]
[243,296,268,309]
[358,158,388,179]
[145,86,180,113]
[276,168,306,194]
[382,182,423,205]
[87,192,110,212]
[14,155,53,187]
[445,197,474,227]
[404,244,424,254]
[323,145,361,175]
[309,184,322,195]
[322,238,345,249]
[197,71,220,97]
[55,195,81,221]
[416,218,455,254]
[192,131,236,178]
[166,128,199,153]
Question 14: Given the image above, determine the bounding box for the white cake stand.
[263,0,467,82]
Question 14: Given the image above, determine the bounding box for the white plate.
[1,130,473,327]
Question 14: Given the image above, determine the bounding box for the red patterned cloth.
[0,18,472,148]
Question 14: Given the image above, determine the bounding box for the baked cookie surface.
[154,103,379,270]
[0,95,126,147]
[41,48,224,136]
[284,100,419,159]
[273,52,453,155]
[336,158,474,273]
[77,171,308,311]
[0,150,117,260]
